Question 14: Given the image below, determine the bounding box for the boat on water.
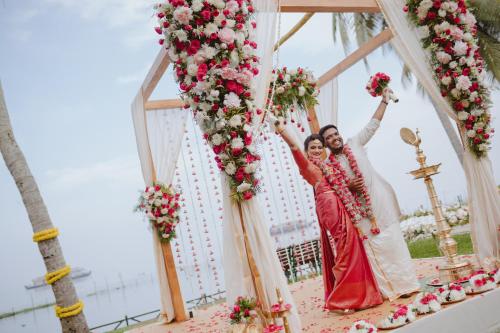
[25,267,91,289]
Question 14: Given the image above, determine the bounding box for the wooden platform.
[127,255,500,333]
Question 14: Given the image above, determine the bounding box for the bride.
[274,120,383,313]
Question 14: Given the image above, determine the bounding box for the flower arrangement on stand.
[412,292,441,314]
[435,283,466,304]
[135,183,181,242]
[365,72,398,102]
[377,304,417,329]
[154,0,262,202]
[229,296,257,327]
[466,272,496,294]
[404,0,493,157]
[268,67,319,132]
[348,320,378,333]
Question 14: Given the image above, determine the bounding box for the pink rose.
[218,27,236,44]
[173,6,193,25]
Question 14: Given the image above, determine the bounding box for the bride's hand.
[268,114,285,134]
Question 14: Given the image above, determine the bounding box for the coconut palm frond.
[477,29,500,83]
[471,0,500,36]
[332,13,352,56]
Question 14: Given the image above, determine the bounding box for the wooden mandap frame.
[135,0,461,322]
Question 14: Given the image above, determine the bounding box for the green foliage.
[408,233,473,258]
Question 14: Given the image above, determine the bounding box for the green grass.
[407,233,473,259]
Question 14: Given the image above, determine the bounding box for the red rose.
[200,9,211,21]
[235,168,245,182]
[433,0,441,9]
[427,11,436,20]
[197,63,208,81]
[473,137,481,144]
[476,128,484,134]
[371,80,378,89]
[243,191,253,200]
[232,148,243,156]
[244,134,252,146]
[154,26,162,34]
[403,5,408,12]
[483,133,490,139]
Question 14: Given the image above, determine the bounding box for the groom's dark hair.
[319,124,338,139]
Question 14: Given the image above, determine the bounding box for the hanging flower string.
[404,0,493,157]
[135,183,181,243]
[154,0,261,202]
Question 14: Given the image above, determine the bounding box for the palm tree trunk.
[0,82,90,333]
[432,104,464,166]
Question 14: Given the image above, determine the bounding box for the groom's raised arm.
[353,89,391,146]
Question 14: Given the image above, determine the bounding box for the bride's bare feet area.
[330,309,355,315]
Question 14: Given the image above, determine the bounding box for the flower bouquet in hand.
[366,72,399,103]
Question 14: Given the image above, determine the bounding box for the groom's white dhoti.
[337,118,420,300]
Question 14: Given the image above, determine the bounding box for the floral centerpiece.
[412,292,441,314]
[348,320,378,333]
[229,296,258,325]
[135,183,181,242]
[365,72,398,102]
[466,272,496,294]
[377,304,417,329]
[269,67,319,120]
[154,0,262,202]
[404,0,493,157]
[435,283,466,304]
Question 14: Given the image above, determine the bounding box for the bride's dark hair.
[304,134,324,151]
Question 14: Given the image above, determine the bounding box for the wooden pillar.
[160,241,188,322]
[306,105,321,134]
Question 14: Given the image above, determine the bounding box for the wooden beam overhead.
[142,48,170,102]
[145,99,184,110]
[317,29,393,87]
[280,0,380,13]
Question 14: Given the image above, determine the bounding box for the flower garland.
[154,0,262,202]
[377,304,416,329]
[135,183,181,243]
[326,146,379,234]
[269,67,319,120]
[404,0,493,157]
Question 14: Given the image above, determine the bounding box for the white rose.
[417,25,430,38]
[463,32,473,41]
[298,86,306,96]
[216,120,226,130]
[173,7,193,25]
[449,61,458,69]
[203,45,217,59]
[230,49,240,66]
[467,130,476,138]
[225,162,236,175]
[236,182,252,192]
[210,90,220,97]
[479,144,488,151]
[231,137,244,149]
[168,48,179,62]
[276,86,285,94]
[456,75,472,91]
[242,44,254,58]
[187,63,198,76]
[204,23,219,35]
[457,111,469,121]
[235,32,245,46]
[191,0,203,12]
[451,88,460,98]
[225,19,236,28]
[471,109,484,117]
[438,9,446,17]
[214,0,225,9]
[224,92,241,108]
[211,133,223,145]
[453,41,468,56]
[441,76,452,85]
[229,114,243,127]
[244,162,258,174]
[436,51,452,64]
[175,29,188,42]
[448,2,458,12]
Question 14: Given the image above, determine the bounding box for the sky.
[0,0,499,314]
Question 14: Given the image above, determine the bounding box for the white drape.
[131,91,188,322]
[317,78,339,127]
[377,0,500,262]
[222,0,301,331]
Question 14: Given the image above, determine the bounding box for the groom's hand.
[348,177,364,192]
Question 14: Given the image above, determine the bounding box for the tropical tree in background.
[0,82,90,333]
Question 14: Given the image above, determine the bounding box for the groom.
[319,89,420,300]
